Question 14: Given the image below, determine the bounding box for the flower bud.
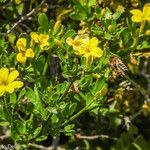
[53,20,61,35]
[108,25,113,32]
[101,8,106,17]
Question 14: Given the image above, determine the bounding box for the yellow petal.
[6,81,24,93]
[130,9,142,16]
[17,53,26,64]
[39,34,49,48]
[90,47,103,57]
[0,67,9,83]
[89,37,99,49]
[76,47,88,55]
[145,30,150,35]
[0,85,6,96]
[143,3,150,18]
[131,16,142,22]
[25,48,35,58]
[8,81,24,89]
[130,9,142,22]
[30,32,39,43]
[16,38,27,51]
[8,70,19,83]
[83,52,91,58]
[5,85,14,93]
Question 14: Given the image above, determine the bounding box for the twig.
[4,0,45,37]
[29,143,51,150]
[123,110,142,131]
[29,143,65,150]
[75,133,118,141]
[0,134,10,140]
[52,136,60,150]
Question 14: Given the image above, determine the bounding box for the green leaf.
[14,120,26,134]
[69,103,77,116]
[38,13,49,33]
[0,33,5,48]
[104,32,113,40]
[9,92,17,104]
[114,132,130,150]
[36,135,48,142]
[109,114,122,128]
[25,87,36,104]
[11,125,21,141]
[132,135,150,150]
[122,28,131,45]
[60,81,68,94]
[91,24,104,36]
[32,126,42,139]
[36,55,45,74]
[61,29,76,42]
[51,114,59,124]
[129,124,138,136]
[18,88,26,100]
[70,10,87,20]
[64,124,75,130]
[93,77,106,95]
[88,0,96,7]
[113,11,122,20]
[0,121,9,126]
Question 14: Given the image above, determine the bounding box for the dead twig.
[4,0,45,37]
[75,133,118,141]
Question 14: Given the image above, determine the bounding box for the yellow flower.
[30,32,49,49]
[16,38,34,64]
[0,67,24,96]
[67,36,103,58]
[145,29,150,35]
[141,102,150,116]
[130,3,150,22]
[30,32,39,47]
[38,34,49,49]
[67,35,103,66]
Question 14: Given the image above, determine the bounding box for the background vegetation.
[0,0,150,149]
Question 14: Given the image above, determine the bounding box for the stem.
[42,52,51,76]
[58,79,74,102]
[139,21,145,34]
[62,100,94,126]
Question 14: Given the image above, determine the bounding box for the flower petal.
[17,53,27,64]
[130,9,142,16]
[130,9,142,22]
[8,70,19,83]
[90,47,103,57]
[131,16,142,22]
[39,34,49,49]
[25,48,35,58]
[143,3,150,18]
[8,81,24,89]
[83,52,91,58]
[6,81,24,93]
[0,67,9,83]
[30,32,39,43]
[0,85,6,96]
[16,38,27,51]
[89,37,99,49]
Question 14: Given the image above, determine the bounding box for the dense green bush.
[0,0,150,149]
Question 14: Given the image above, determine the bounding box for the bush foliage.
[0,0,150,149]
